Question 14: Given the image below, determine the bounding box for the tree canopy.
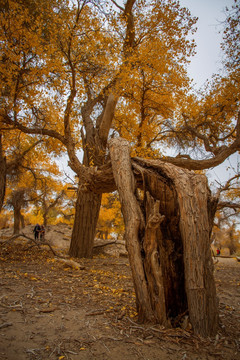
[0,0,239,256]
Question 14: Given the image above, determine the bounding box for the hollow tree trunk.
[0,135,6,213]
[152,161,218,336]
[109,138,218,337]
[142,192,169,325]
[141,167,188,323]
[69,189,102,258]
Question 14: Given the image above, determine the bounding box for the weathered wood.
[143,192,168,325]
[176,172,218,336]
[109,138,155,322]
[138,165,188,321]
[56,258,85,270]
[134,157,219,336]
[109,138,218,337]
[0,134,6,213]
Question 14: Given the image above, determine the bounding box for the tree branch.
[2,114,67,145]
[149,141,240,170]
[110,0,124,11]
[98,0,136,145]
[215,174,240,198]
[6,139,42,173]
[217,201,240,210]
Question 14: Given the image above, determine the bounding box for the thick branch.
[99,93,118,146]
[140,143,239,170]
[184,124,216,154]
[217,201,240,210]
[97,0,136,145]
[2,114,66,145]
[110,0,124,11]
[123,0,136,52]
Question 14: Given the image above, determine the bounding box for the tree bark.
[0,135,6,213]
[109,138,156,323]
[109,138,218,337]
[153,161,219,336]
[43,213,47,227]
[10,189,26,235]
[143,192,168,325]
[13,204,21,234]
[20,213,25,229]
[69,189,102,258]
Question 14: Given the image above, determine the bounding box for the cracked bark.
[109,138,218,337]
[0,135,6,212]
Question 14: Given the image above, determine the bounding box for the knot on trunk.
[147,213,165,229]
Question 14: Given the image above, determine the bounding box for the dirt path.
[0,242,239,360]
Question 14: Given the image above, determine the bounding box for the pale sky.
[177,0,239,185]
[179,0,233,88]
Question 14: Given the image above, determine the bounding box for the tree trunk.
[227,225,237,255]
[13,205,21,234]
[20,213,25,229]
[11,189,25,235]
[68,123,106,258]
[156,161,219,336]
[109,138,218,337]
[43,210,48,227]
[69,189,102,258]
[142,192,169,325]
[0,135,6,213]
[109,138,156,323]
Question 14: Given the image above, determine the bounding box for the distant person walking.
[216,248,221,256]
[40,225,45,241]
[33,224,41,241]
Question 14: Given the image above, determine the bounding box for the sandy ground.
[0,225,239,360]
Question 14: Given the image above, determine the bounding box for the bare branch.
[135,142,239,170]
[215,174,240,198]
[3,233,63,258]
[217,201,240,210]
[110,0,124,11]
[2,114,67,145]
[99,93,118,146]
[183,123,216,154]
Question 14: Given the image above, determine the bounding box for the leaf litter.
[0,228,239,360]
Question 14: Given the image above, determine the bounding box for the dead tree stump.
[109,137,218,337]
